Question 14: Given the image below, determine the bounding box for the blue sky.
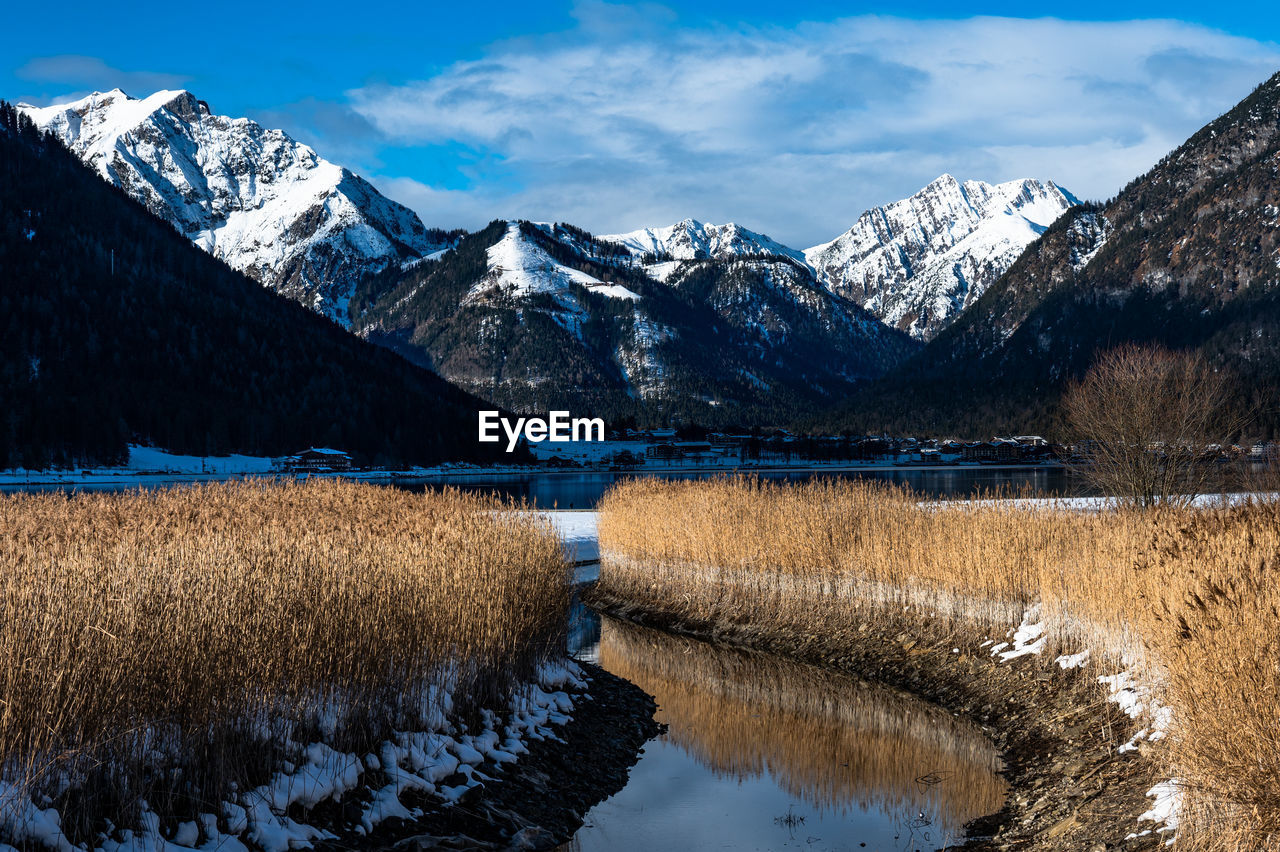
[5,1,1279,246]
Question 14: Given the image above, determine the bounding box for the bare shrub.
[1063,344,1242,507]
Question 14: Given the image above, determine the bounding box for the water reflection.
[568,615,1006,851]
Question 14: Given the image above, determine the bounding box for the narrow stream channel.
[566,605,1007,852]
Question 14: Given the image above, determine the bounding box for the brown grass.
[0,479,569,836]
[597,476,1280,851]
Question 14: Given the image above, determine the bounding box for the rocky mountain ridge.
[833,72,1280,436]
[352,220,917,422]
[18,89,445,323]
[804,175,1080,340]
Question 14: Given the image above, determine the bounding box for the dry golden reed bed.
[597,476,1280,852]
[0,479,569,834]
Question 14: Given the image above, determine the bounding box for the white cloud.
[15,55,189,103]
[348,11,1280,248]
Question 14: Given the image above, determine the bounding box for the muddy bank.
[313,662,660,852]
[585,583,1165,852]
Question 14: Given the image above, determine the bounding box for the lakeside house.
[960,437,1052,463]
[282,448,354,473]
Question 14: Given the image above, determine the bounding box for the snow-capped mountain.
[601,219,807,265]
[841,70,1280,437]
[18,89,443,323]
[353,220,916,421]
[805,175,1080,340]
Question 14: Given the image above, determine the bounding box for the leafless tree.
[1063,344,1242,508]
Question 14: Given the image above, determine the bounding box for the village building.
[281,448,354,473]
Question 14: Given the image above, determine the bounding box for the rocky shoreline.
[585,582,1166,852]
[313,662,660,852]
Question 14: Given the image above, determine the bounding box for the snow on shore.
[540,511,599,563]
[0,662,586,852]
[539,511,600,583]
[936,492,1278,511]
[0,446,543,487]
[985,611,1179,842]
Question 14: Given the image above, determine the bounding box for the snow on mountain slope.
[352,216,923,419]
[601,219,807,264]
[475,223,639,303]
[465,222,641,345]
[805,175,1079,340]
[18,89,441,323]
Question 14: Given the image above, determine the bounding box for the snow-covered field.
[933,492,1279,511]
[0,446,542,487]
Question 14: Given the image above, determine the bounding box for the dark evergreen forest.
[0,102,508,469]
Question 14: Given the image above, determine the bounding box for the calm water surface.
[566,610,1007,852]
[3,466,1080,505]
[411,465,1079,508]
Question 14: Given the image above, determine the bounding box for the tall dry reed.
[0,479,569,837]
[597,476,1280,851]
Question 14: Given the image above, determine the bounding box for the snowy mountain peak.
[600,219,807,264]
[19,90,441,324]
[805,175,1078,340]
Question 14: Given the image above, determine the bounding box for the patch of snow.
[1099,668,1172,754]
[0,661,585,852]
[1098,670,1148,719]
[994,606,1047,661]
[1134,780,1181,846]
[644,260,683,282]
[1068,212,1112,271]
[467,224,640,343]
[539,510,599,565]
[1055,650,1091,669]
[0,787,78,852]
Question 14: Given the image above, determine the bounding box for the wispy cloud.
[347,9,1280,247]
[15,55,189,102]
[251,98,388,171]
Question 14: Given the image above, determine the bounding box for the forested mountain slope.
[353,221,917,425]
[828,72,1280,438]
[0,102,506,468]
